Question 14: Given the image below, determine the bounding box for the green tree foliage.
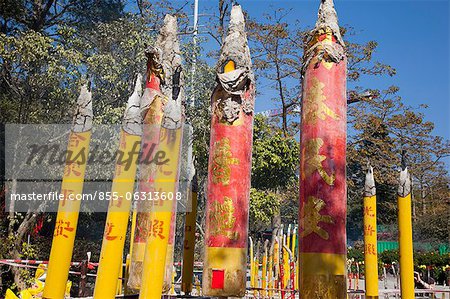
[249,188,279,234]
[251,115,299,191]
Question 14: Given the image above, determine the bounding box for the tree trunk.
[271,213,281,247]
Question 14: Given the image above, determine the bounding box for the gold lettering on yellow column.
[300,196,334,240]
[209,197,239,240]
[211,137,240,185]
[302,138,335,185]
[304,78,339,125]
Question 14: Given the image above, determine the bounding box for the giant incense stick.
[181,173,198,295]
[298,0,347,298]
[43,84,93,299]
[202,4,256,297]
[93,75,143,299]
[138,14,184,299]
[127,21,168,292]
[398,165,414,298]
[363,166,379,299]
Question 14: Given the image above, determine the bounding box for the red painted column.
[202,4,255,297]
[298,0,347,298]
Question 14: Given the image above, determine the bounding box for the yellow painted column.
[250,237,255,290]
[255,240,261,297]
[129,206,137,257]
[163,209,177,294]
[291,226,297,261]
[292,226,298,291]
[363,166,379,299]
[138,121,183,299]
[262,240,268,298]
[43,84,93,299]
[181,177,198,295]
[124,207,137,295]
[287,224,292,250]
[283,242,290,290]
[274,236,280,295]
[129,14,184,293]
[93,75,143,299]
[116,258,124,295]
[268,242,274,298]
[398,166,415,299]
[138,33,185,294]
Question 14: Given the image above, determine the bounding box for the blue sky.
[192,0,449,143]
[124,0,449,163]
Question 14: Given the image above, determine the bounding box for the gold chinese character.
[209,197,239,240]
[211,138,239,186]
[302,138,335,185]
[303,78,339,125]
[300,196,334,240]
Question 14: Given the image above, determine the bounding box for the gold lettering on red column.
[211,138,239,186]
[302,138,335,185]
[303,78,339,125]
[300,196,334,240]
[209,197,239,240]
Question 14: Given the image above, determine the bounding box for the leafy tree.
[247,9,303,137]
[251,115,299,191]
[249,188,279,234]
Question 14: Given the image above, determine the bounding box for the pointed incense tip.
[161,14,177,35]
[157,14,180,60]
[364,165,376,197]
[134,73,143,95]
[158,14,179,54]
[73,83,93,132]
[77,83,92,109]
[218,4,252,74]
[315,0,344,45]
[398,166,411,197]
[264,239,269,251]
[229,5,245,32]
[122,74,143,135]
[158,14,184,119]
[401,149,407,171]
